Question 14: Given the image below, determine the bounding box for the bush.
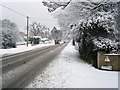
[93,37,118,53]
[2,34,16,49]
[1,19,19,49]
[75,20,117,67]
[29,38,40,45]
[78,36,97,66]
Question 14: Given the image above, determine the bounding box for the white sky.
[0,0,60,32]
[1,0,119,32]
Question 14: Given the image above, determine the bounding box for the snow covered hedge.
[76,18,118,66]
[93,37,118,53]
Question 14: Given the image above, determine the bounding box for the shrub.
[93,37,118,53]
[76,20,117,67]
[1,19,19,49]
[2,33,16,49]
[29,38,40,45]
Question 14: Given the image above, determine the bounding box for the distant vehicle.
[55,40,60,44]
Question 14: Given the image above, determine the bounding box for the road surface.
[2,43,68,88]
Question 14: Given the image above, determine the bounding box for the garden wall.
[97,52,120,71]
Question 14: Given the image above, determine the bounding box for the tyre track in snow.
[2,45,58,73]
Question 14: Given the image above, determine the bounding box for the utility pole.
[27,16,29,47]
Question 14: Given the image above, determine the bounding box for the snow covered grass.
[27,41,118,88]
[0,42,55,56]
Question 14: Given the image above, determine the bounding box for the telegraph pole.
[27,16,29,47]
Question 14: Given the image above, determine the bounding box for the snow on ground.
[27,42,118,88]
[0,42,55,56]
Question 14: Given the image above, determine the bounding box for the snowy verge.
[27,41,118,88]
[0,42,55,56]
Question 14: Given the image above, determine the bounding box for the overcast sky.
[0,0,60,32]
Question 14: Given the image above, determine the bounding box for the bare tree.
[29,22,47,38]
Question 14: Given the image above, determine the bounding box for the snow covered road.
[2,43,68,88]
[27,42,118,88]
